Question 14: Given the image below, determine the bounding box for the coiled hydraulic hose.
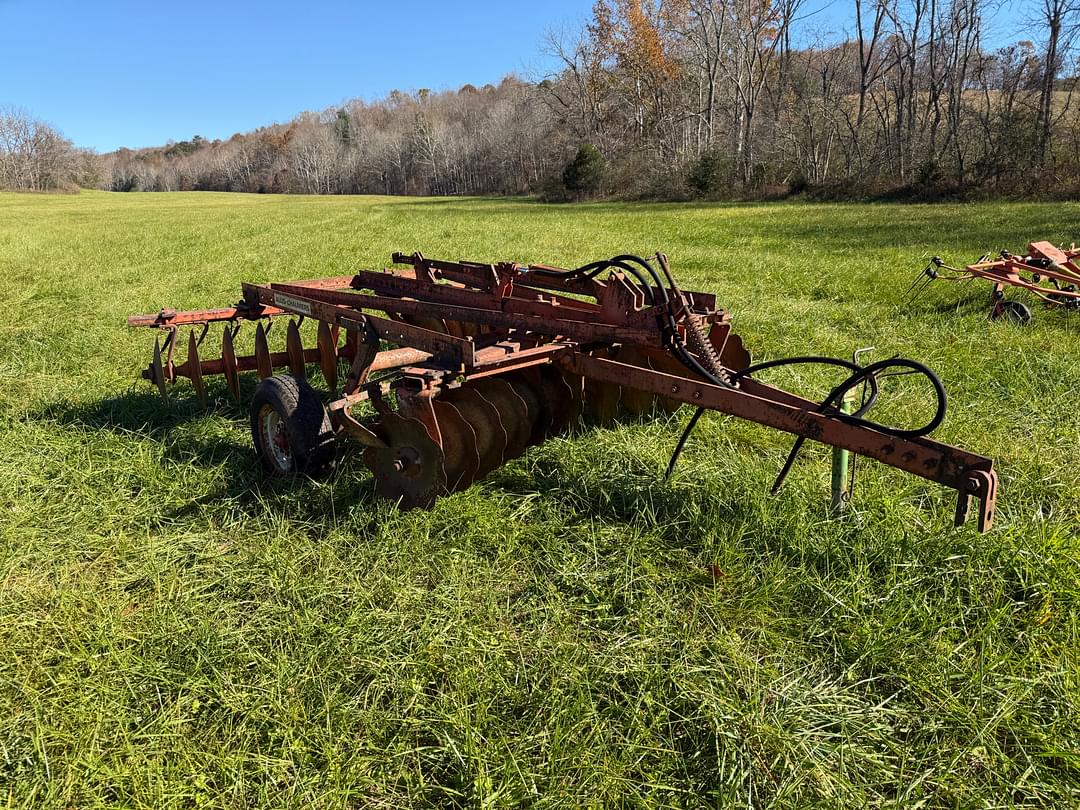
[665,356,948,491]
[531,254,729,387]
[530,255,949,488]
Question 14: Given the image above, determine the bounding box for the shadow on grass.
[34,388,209,437]
[488,418,771,549]
[907,288,1080,323]
[26,386,382,527]
[923,291,988,314]
[31,387,247,464]
[28,387,772,545]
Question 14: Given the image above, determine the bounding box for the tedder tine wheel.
[444,387,507,478]
[467,378,531,461]
[250,374,337,477]
[431,399,479,492]
[362,412,445,509]
[187,331,206,408]
[993,299,1033,325]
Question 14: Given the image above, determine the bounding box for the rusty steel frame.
[128,251,998,531]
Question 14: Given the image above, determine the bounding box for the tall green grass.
[1,190,1077,807]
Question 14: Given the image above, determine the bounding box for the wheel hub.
[259,405,293,473]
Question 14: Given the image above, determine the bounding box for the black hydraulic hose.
[530,254,668,306]
[665,356,947,485]
[761,357,945,494]
[733,356,881,419]
[525,256,950,491]
[665,356,873,478]
[613,252,744,392]
[609,254,668,302]
[602,254,734,388]
[610,256,722,389]
[581,259,658,304]
[604,259,659,304]
[529,255,712,380]
[756,356,947,439]
[537,257,650,289]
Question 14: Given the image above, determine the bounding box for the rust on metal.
[317,320,338,391]
[127,251,999,531]
[254,322,273,379]
[913,240,1080,322]
[286,320,306,379]
[187,331,206,408]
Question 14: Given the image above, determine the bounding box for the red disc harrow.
[128,251,998,531]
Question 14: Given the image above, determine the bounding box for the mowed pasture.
[1,190,1078,808]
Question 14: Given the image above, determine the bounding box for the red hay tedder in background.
[128,251,998,531]
[910,240,1080,324]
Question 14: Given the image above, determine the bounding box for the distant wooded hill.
[6,0,1080,200]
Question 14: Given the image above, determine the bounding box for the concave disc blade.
[254,322,273,379]
[221,328,240,401]
[559,368,584,425]
[286,320,306,379]
[505,373,548,446]
[317,320,338,390]
[644,350,687,414]
[536,364,575,435]
[431,399,479,493]
[187,331,206,408]
[583,349,620,427]
[151,337,169,403]
[468,378,530,461]
[511,373,552,444]
[614,346,655,417]
[444,387,507,478]
[362,412,445,510]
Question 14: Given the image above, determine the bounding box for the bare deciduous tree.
[86,0,1080,201]
[0,107,79,191]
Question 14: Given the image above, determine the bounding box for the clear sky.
[0,0,594,152]
[1,0,1031,153]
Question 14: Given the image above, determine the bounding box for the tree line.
[99,78,557,196]
[4,0,1080,199]
[0,107,98,192]
[541,0,1080,197]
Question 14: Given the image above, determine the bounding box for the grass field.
[1,190,1078,808]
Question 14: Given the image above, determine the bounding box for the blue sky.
[1,0,1030,153]
[0,0,594,151]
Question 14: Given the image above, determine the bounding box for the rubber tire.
[250,374,336,477]
[992,299,1032,325]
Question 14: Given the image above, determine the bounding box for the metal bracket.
[954,469,998,532]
